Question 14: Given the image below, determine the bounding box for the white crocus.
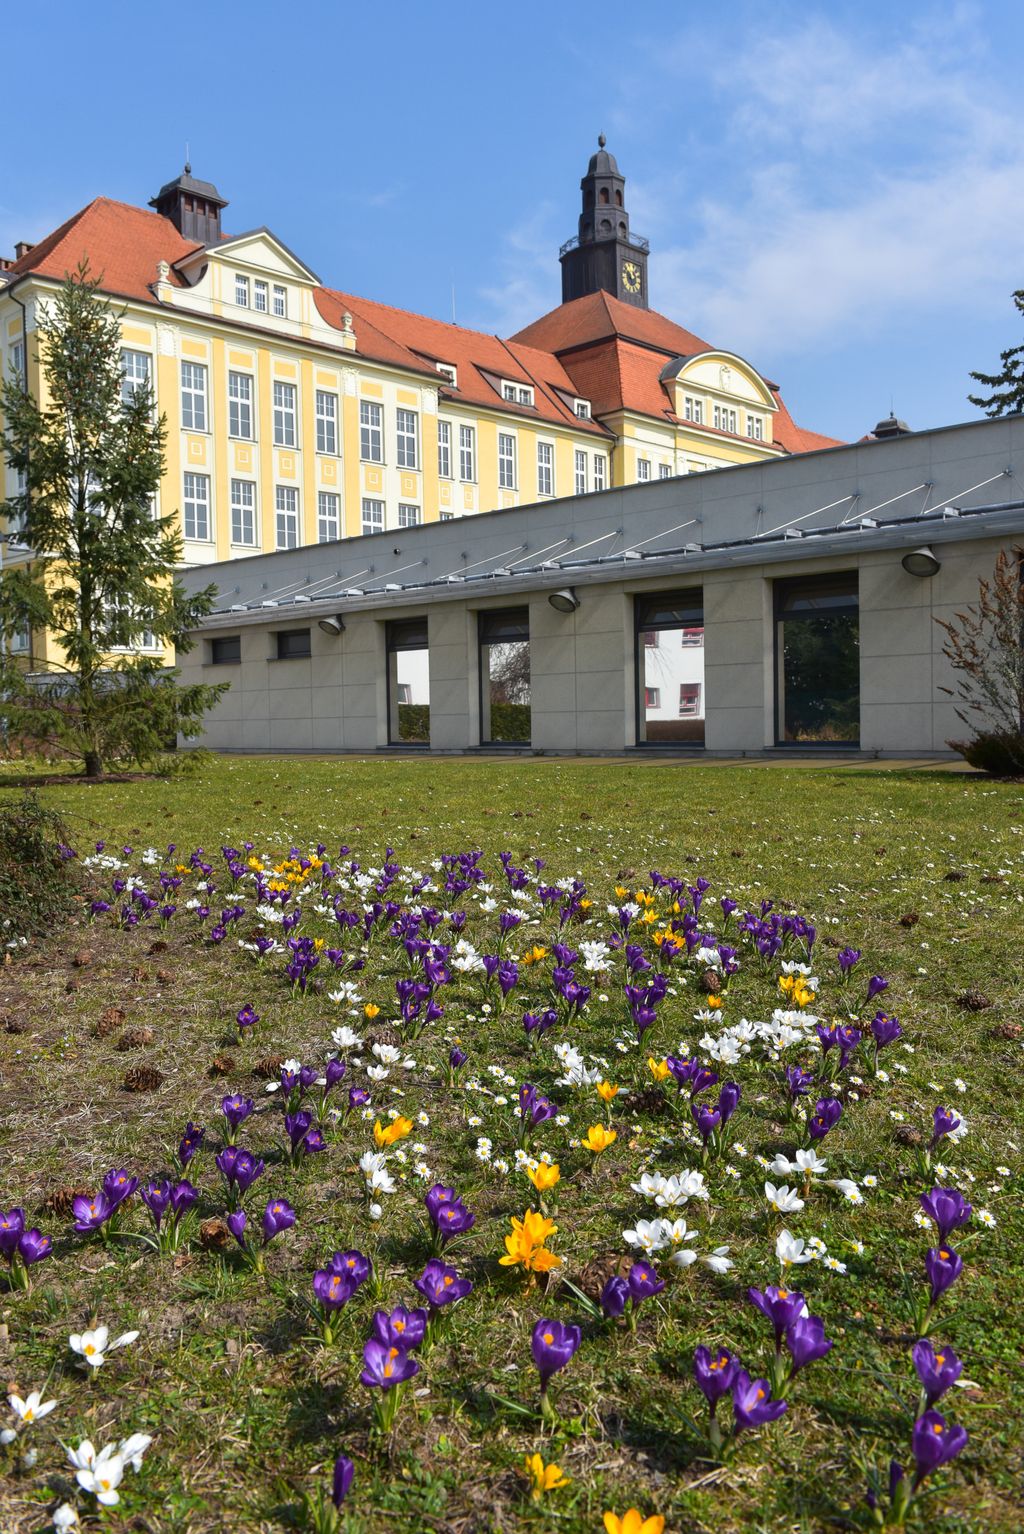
[702,1245,735,1274]
[68,1327,139,1371]
[623,1218,669,1253]
[770,1148,827,1179]
[654,1170,709,1207]
[631,1171,667,1200]
[53,1505,80,1530]
[765,1181,806,1214]
[74,1447,125,1506]
[8,1390,56,1426]
[826,1177,864,1204]
[118,1432,152,1472]
[330,1026,363,1050]
[776,1229,814,1269]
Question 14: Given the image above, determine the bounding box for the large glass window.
[120,349,151,406]
[459,424,475,481]
[537,442,554,496]
[317,491,340,543]
[498,433,517,489]
[230,479,256,545]
[775,575,859,745]
[480,608,530,745]
[396,408,419,469]
[387,618,430,745]
[362,497,384,535]
[635,589,705,746]
[180,362,208,432]
[183,472,211,541]
[275,486,299,548]
[228,372,253,439]
[316,390,338,455]
[437,420,452,478]
[273,381,297,447]
[360,401,383,462]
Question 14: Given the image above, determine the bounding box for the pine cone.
[44,1185,93,1217]
[96,1007,125,1038]
[123,1064,164,1092]
[943,870,966,882]
[623,1085,667,1116]
[208,1053,236,1077]
[252,1054,285,1080]
[990,1021,1022,1040]
[129,966,148,983]
[155,969,173,984]
[895,1126,922,1147]
[956,988,992,1012]
[117,1027,156,1051]
[573,1253,633,1303]
[148,940,169,955]
[700,969,720,994]
[72,950,93,968]
[900,912,920,928]
[198,1217,232,1251]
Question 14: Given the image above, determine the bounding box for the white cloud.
[472,200,562,336]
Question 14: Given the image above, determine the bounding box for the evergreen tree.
[0,263,226,776]
[968,287,1024,416]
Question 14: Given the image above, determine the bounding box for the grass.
[0,755,1021,1534]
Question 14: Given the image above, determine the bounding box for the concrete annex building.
[178,413,1024,758]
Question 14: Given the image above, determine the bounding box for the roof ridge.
[321,285,503,346]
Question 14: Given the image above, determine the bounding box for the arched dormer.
[660,351,778,445]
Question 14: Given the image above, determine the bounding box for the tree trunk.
[83,748,103,778]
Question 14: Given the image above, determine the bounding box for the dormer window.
[254,280,268,313]
[235,274,250,307]
[713,404,738,433]
[574,398,591,419]
[683,396,703,425]
[436,363,458,388]
[501,379,534,407]
[272,284,287,318]
[747,413,765,441]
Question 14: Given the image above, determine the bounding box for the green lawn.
[0,757,1021,1534]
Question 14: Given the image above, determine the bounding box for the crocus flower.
[870,1012,902,1049]
[531,1317,581,1390]
[785,1314,833,1373]
[178,1122,205,1167]
[600,1275,629,1318]
[15,1228,52,1266]
[314,1269,357,1313]
[6,1389,56,1426]
[328,1249,372,1288]
[227,1210,248,1248]
[371,1306,428,1351]
[526,1161,561,1195]
[732,1370,788,1433]
[68,1326,139,1370]
[912,1340,963,1406]
[627,1262,666,1305]
[102,1169,139,1208]
[748,1285,807,1345]
[603,1511,665,1534]
[866,975,889,1003]
[785,1065,813,1099]
[808,1097,843,1140]
[929,1107,962,1149]
[222,1094,255,1134]
[360,1338,420,1389]
[262,1198,296,1242]
[693,1346,740,1405]
[72,1192,116,1234]
[919,1188,972,1241]
[236,1005,259,1034]
[523,1451,570,1501]
[925,1246,963,1303]
[141,1181,171,1229]
[233,1151,266,1194]
[911,1410,968,1486]
[332,1454,354,1509]
[694,1104,722,1142]
[583,1124,617,1155]
[414,1258,473,1308]
[499,1209,561,1273]
[0,1208,24,1257]
[717,1082,741,1123]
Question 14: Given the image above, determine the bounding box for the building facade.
[174,415,1024,758]
[0,144,836,672]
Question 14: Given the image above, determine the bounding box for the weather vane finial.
[598,133,606,149]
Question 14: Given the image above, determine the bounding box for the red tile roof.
[4,196,840,453]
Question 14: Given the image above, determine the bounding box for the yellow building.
[0,147,837,668]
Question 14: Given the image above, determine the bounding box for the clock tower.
[559,136,649,309]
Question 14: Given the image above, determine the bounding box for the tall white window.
[317,490,340,542]
[275,485,299,548]
[316,390,338,455]
[459,424,475,481]
[228,372,253,439]
[183,472,210,540]
[120,349,151,406]
[181,362,208,432]
[437,420,451,478]
[360,400,383,462]
[637,457,650,482]
[398,503,421,527]
[747,414,764,441]
[230,479,256,545]
[273,381,297,447]
[659,463,672,479]
[683,396,702,425]
[361,497,384,535]
[254,280,268,313]
[9,624,30,654]
[235,274,250,307]
[574,448,587,495]
[272,285,287,317]
[498,432,517,489]
[593,455,607,491]
[537,441,554,496]
[396,408,419,469]
[713,404,737,433]
[9,339,25,384]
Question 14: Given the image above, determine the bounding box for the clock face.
[621,260,642,294]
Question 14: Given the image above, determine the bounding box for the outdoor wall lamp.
[548,587,580,614]
[317,614,346,636]
[901,546,941,578]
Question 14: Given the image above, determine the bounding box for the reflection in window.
[775,575,859,745]
[480,608,530,745]
[635,589,704,745]
[387,619,430,745]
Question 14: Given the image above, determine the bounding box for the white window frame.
[459,424,475,482]
[498,432,517,490]
[254,280,268,313]
[183,471,211,541]
[637,457,650,481]
[537,441,554,497]
[9,339,25,384]
[747,413,765,441]
[437,419,451,478]
[228,371,253,440]
[361,497,384,535]
[658,463,672,479]
[683,396,703,425]
[360,400,383,462]
[120,349,151,406]
[275,485,299,549]
[316,389,338,455]
[574,398,591,419]
[230,479,257,546]
[235,274,250,307]
[181,361,208,432]
[593,455,607,491]
[317,490,340,543]
[713,404,738,433]
[398,502,421,528]
[272,284,287,318]
[574,448,587,496]
[273,380,297,447]
[436,362,457,387]
[396,408,419,470]
[679,681,702,717]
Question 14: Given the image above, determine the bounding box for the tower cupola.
[560,136,649,308]
[150,163,228,245]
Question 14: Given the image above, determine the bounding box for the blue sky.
[5,0,1023,441]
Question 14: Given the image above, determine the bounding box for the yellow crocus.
[526,1161,561,1193]
[522,1452,569,1500]
[521,944,549,966]
[604,1511,665,1534]
[647,1056,670,1082]
[706,994,723,1009]
[499,1208,561,1271]
[363,1003,381,1019]
[596,1080,620,1103]
[614,885,629,898]
[373,1115,413,1149]
[583,1124,617,1154]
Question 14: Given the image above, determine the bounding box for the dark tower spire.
[559,137,649,308]
[150,165,228,245]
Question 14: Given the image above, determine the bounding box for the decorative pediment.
[175,228,320,286]
[661,350,777,411]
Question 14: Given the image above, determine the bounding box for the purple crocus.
[600,1275,630,1318]
[808,1097,843,1141]
[925,1246,963,1303]
[785,1065,814,1099]
[141,1180,172,1229]
[233,1151,266,1194]
[227,1208,248,1248]
[929,1107,962,1150]
[178,1122,205,1167]
[693,1345,740,1406]
[837,947,862,976]
[912,1340,963,1406]
[732,1370,788,1433]
[748,1285,807,1346]
[0,1207,25,1257]
[360,1337,420,1389]
[332,1455,354,1510]
[717,1082,742,1124]
[413,1258,473,1309]
[328,1249,372,1288]
[449,1045,468,1070]
[16,1228,52,1266]
[314,1268,357,1312]
[694,1103,722,1142]
[348,1087,371,1112]
[102,1169,139,1208]
[222,1094,255,1133]
[236,1005,259,1034]
[911,1410,968,1486]
[261,1198,296,1242]
[870,1012,903,1050]
[531,1317,581,1390]
[372,1306,428,1351]
[785,1314,833,1373]
[72,1192,116,1234]
[285,1110,313,1153]
[627,1262,666,1305]
[919,1188,972,1242]
[324,1057,347,1092]
[866,974,889,1004]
